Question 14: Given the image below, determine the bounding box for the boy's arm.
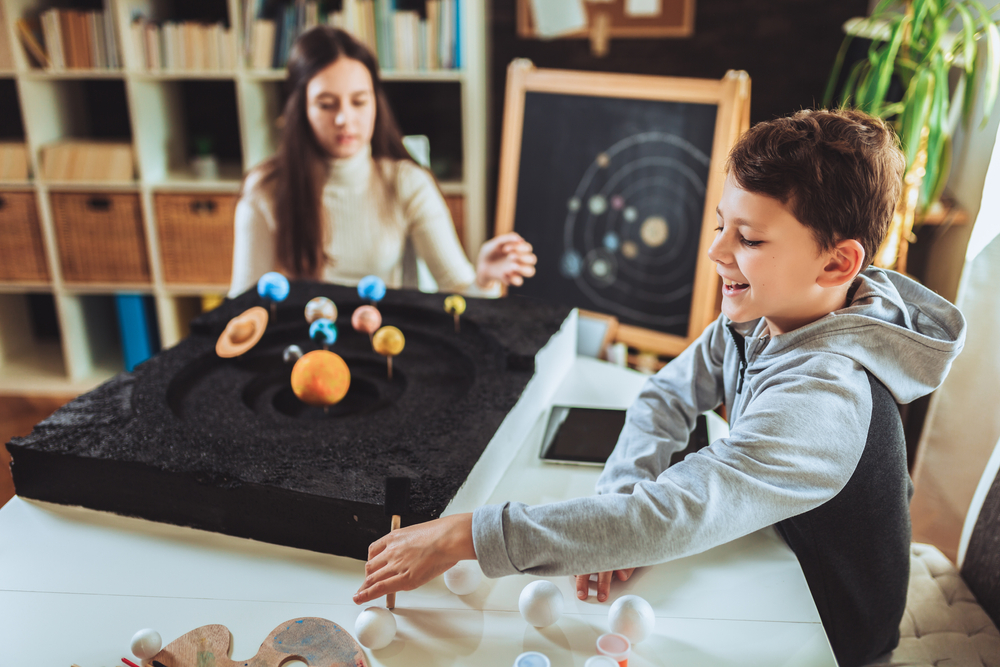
[472,354,872,579]
[596,319,728,495]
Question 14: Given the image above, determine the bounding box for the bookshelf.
[0,0,487,395]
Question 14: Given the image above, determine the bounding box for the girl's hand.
[476,232,537,288]
[353,513,477,605]
[574,568,636,602]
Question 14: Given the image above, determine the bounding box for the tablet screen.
[540,406,628,465]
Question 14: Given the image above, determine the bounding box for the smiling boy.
[354,109,967,666]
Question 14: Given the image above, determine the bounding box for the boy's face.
[709,174,837,336]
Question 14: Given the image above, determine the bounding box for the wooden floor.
[0,394,963,563]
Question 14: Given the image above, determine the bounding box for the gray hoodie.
[471,267,966,665]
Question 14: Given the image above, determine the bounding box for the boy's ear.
[819,239,865,287]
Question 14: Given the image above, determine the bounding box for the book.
[40,9,63,69]
[73,10,93,69]
[16,18,50,69]
[144,22,161,69]
[59,10,77,68]
[130,18,145,69]
[426,0,439,70]
[114,294,160,372]
[373,0,393,70]
[89,11,105,69]
[103,9,119,69]
[251,20,275,70]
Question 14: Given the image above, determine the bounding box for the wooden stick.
[386,513,401,609]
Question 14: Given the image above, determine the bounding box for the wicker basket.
[155,193,237,285]
[0,191,50,281]
[51,192,150,284]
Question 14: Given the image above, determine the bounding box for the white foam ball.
[444,561,482,595]
[518,580,564,628]
[607,594,655,644]
[354,606,396,650]
[130,628,162,659]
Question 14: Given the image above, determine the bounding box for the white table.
[0,357,838,666]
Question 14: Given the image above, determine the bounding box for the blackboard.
[496,61,750,357]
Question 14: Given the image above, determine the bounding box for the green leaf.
[952,2,977,76]
[900,68,934,167]
[980,18,1000,126]
[840,59,870,108]
[920,54,951,208]
[823,35,856,107]
[925,133,953,207]
[871,16,911,108]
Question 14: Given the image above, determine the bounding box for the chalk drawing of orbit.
[559,131,710,329]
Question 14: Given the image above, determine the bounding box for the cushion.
[868,543,1000,666]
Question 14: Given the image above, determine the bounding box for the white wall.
[911,69,1000,557]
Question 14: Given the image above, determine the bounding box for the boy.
[353,109,967,666]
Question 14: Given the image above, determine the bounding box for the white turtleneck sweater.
[228,145,477,298]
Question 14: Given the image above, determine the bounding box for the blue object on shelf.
[115,294,161,372]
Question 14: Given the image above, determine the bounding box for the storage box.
[0,143,29,181]
[155,192,237,285]
[0,191,49,281]
[40,141,134,181]
[51,191,150,283]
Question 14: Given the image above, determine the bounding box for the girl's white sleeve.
[228,189,278,298]
[397,162,477,293]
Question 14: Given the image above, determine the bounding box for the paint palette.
[150,617,366,667]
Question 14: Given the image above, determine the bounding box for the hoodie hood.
[747,267,966,404]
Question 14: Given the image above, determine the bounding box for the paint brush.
[383,476,410,609]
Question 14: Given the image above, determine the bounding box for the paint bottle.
[584,657,619,667]
[514,651,551,667]
[596,632,631,667]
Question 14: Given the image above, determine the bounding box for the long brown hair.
[257,26,412,279]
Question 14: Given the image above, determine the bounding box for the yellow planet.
[291,350,351,406]
[444,294,466,316]
[373,326,405,356]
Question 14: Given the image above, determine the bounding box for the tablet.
[539,406,712,467]
[539,406,628,466]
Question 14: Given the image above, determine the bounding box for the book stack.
[128,18,236,71]
[38,8,120,69]
[40,141,134,182]
[246,0,459,72]
[0,143,29,181]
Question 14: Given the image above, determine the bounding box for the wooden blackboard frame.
[495,60,751,357]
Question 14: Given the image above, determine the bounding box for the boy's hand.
[353,513,476,605]
[575,568,636,602]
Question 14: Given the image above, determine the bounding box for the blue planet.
[357,275,387,302]
[309,318,338,346]
[257,272,290,302]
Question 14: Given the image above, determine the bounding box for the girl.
[229,26,535,297]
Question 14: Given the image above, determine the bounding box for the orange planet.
[290,350,351,406]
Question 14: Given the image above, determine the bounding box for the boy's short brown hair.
[726,108,905,269]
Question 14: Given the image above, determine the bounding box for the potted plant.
[823,0,999,270]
